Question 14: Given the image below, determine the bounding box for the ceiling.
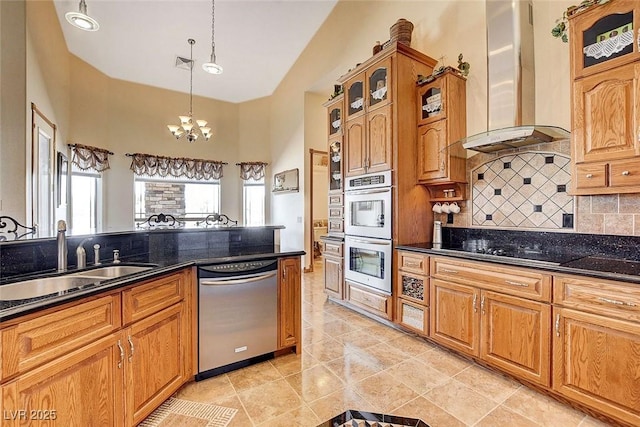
[52,0,338,103]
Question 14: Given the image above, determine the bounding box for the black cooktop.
[441,241,582,265]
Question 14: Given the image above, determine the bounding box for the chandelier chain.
[211,0,216,62]
[189,39,194,116]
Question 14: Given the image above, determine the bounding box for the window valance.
[69,143,113,172]
[237,162,268,180]
[128,153,227,180]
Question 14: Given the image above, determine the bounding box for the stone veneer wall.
[144,182,185,216]
[441,139,640,236]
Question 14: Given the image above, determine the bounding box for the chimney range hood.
[461,0,570,153]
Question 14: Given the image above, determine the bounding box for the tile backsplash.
[442,139,640,236]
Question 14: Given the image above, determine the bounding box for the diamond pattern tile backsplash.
[471,152,574,229]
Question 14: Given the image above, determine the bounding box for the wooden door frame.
[304,149,328,273]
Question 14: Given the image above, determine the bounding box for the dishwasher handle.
[199,272,277,286]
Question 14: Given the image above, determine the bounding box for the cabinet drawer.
[345,280,392,320]
[554,275,640,322]
[609,159,640,188]
[328,219,344,234]
[397,299,429,335]
[1,293,121,381]
[328,193,343,206]
[123,272,185,325]
[328,206,343,219]
[574,163,607,189]
[396,271,428,305]
[322,241,343,257]
[398,251,429,275]
[431,257,552,302]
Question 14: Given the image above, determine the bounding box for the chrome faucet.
[76,237,94,269]
[57,220,67,272]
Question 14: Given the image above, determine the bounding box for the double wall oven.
[344,171,392,294]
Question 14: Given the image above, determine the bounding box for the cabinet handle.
[598,297,637,307]
[440,268,458,274]
[586,174,593,179]
[473,294,477,313]
[480,295,485,315]
[127,335,135,362]
[555,314,561,337]
[117,340,124,369]
[505,280,528,288]
[622,170,630,176]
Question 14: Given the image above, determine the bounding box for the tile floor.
[176,261,611,427]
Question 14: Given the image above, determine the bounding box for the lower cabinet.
[345,279,392,320]
[322,240,343,299]
[278,257,301,353]
[0,268,194,427]
[430,279,479,356]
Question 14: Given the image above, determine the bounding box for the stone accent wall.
[144,182,185,216]
[441,139,640,236]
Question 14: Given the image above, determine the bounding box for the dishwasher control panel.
[199,259,278,276]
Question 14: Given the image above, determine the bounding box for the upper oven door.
[345,187,392,239]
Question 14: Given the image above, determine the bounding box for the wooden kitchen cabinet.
[416,69,467,185]
[0,268,194,427]
[278,257,301,353]
[1,333,124,426]
[322,240,343,300]
[396,250,429,334]
[344,114,367,176]
[325,94,344,194]
[569,0,640,195]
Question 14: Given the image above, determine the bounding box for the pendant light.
[65,0,99,32]
[167,39,212,142]
[202,0,223,74]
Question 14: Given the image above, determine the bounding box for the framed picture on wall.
[56,151,68,207]
[273,168,299,193]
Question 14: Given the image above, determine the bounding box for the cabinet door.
[345,74,365,121]
[480,291,551,387]
[553,308,640,426]
[344,115,367,177]
[125,303,187,426]
[1,333,124,427]
[366,56,392,111]
[430,279,480,357]
[417,77,447,126]
[323,255,343,299]
[417,121,447,182]
[278,257,301,352]
[366,103,393,174]
[328,138,343,192]
[573,62,640,164]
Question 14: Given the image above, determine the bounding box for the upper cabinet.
[569,0,640,195]
[416,69,467,186]
[324,94,344,193]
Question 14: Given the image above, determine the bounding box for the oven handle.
[348,238,392,246]
[345,188,391,195]
[199,272,277,286]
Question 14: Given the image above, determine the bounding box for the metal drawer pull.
[473,294,477,313]
[555,314,560,337]
[480,295,485,315]
[117,340,124,369]
[598,297,637,307]
[127,335,135,362]
[505,280,528,287]
[440,268,458,274]
[622,170,630,176]
[586,174,593,179]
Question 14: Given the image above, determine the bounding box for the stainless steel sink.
[71,265,153,279]
[0,265,154,301]
[0,276,101,301]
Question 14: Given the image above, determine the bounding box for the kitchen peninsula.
[0,226,303,426]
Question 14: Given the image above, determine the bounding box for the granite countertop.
[0,248,305,322]
[396,242,640,285]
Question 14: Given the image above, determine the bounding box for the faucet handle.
[113,249,121,264]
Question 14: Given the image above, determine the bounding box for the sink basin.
[0,265,154,301]
[72,265,153,279]
[0,276,101,301]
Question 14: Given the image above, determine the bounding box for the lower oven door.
[344,235,392,294]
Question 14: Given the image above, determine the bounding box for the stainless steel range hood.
[461,0,570,153]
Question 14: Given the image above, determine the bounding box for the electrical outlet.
[297,216,302,223]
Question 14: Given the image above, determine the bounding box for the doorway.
[306,149,328,272]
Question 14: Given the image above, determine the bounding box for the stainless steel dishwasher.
[196,259,278,380]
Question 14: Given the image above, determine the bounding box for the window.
[134,177,220,226]
[70,166,102,235]
[243,177,265,226]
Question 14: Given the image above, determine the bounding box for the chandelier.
[202,0,223,74]
[167,39,212,143]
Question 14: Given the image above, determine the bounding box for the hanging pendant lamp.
[202,0,223,74]
[65,0,99,32]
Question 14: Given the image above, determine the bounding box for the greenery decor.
[552,0,610,42]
